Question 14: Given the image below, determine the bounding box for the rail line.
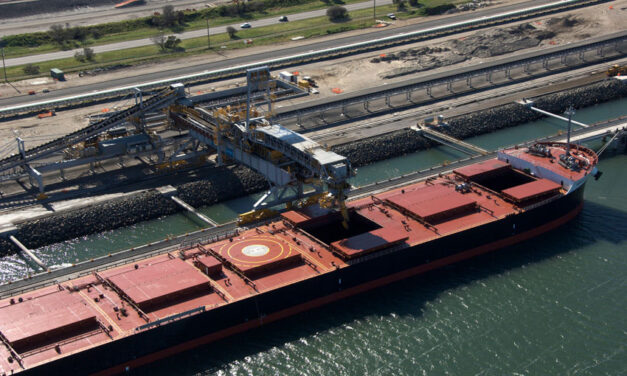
[0,0,606,117]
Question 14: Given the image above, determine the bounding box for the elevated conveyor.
[171,108,352,207]
[0,85,185,175]
[167,67,352,212]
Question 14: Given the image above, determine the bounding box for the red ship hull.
[0,143,597,376]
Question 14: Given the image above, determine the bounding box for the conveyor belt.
[0,87,182,174]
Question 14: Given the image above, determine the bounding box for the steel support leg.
[385,95,391,108]
[446,81,452,92]
[319,111,325,123]
[426,86,432,97]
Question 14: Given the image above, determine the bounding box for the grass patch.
[3,0,461,59]
[7,1,462,82]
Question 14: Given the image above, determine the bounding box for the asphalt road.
[0,0,561,109]
[0,0,212,36]
[3,0,394,68]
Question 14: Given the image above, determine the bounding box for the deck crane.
[168,67,354,226]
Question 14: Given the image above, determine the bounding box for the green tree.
[226,26,237,39]
[151,33,167,51]
[71,27,89,45]
[326,6,348,21]
[48,24,67,46]
[83,47,95,61]
[162,5,177,27]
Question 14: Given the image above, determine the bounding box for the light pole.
[0,38,7,83]
[206,16,210,49]
[373,0,376,20]
[1,47,7,83]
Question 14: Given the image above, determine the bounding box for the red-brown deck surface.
[501,178,561,202]
[454,159,509,179]
[502,144,597,181]
[0,290,97,352]
[331,227,408,259]
[106,258,210,311]
[281,206,333,226]
[1,145,590,375]
[214,235,302,277]
[384,185,477,222]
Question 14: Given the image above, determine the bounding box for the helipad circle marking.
[225,237,289,265]
[241,244,270,257]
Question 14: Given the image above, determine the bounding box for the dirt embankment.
[310,9,617,93]
[375,23,555,79]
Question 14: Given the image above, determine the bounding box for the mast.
[564,106,575,156]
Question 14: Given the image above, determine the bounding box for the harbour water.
[1,98,626,375]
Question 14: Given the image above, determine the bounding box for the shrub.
[91,28,102,39]
[326,5,348,21]
[23,64,40,75]
[326,26,351,34]
[74,50,85,62]
[394,0,407,11]
[423,3,455,15]
[164,36,182,51]
[408,0,419,6]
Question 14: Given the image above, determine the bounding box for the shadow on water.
[129,200,626,376]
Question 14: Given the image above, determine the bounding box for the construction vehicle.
[606,64,626,77]
[37,110,55,119]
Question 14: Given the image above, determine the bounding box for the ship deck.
[0,144,592,374]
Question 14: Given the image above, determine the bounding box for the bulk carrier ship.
[0,141,598,376]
